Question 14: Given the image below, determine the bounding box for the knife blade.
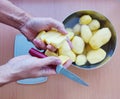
[29,48,88,86]
[56,64,88,86]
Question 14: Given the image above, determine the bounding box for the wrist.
[0,64,14,86]
[16,13,32,30]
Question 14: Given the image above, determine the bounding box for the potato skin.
[89,28,111,49]
[87,48,106,64]
[72,36,85,54]
[81,25,92,43]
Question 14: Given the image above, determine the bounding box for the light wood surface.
[0,0,120,99]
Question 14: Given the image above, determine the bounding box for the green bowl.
[63,10,117,70]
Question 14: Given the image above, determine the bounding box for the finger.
[47,44,57,52]
[33,38,46,50]
[49,18,67,35]
[63,59,72,69]
[37,67,56,77]
[57,26,67,35]
[66,37,73,49]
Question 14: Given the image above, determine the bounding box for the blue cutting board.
[14,34,48,84]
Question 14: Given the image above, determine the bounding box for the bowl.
[63,10,117,70]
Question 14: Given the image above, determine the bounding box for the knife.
[29,48,88,86]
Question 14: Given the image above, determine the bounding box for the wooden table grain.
[0,0,120,99]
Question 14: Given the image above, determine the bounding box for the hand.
[3,55,72,83]
[20,17,67,51]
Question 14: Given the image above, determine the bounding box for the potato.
[66,51,76,62]
[73,24,81,36]
[36,31,46,41]
[79,15,92,24]
[89,19,100,31]
[75,54,87,66]
[87,48,106,64]
[81,25,92,43]
[59,41,76,62]
[85,44,93,53]
[66,29,74,40]
[45,50,58,57]
[59,41,71,55]
[66,28,73,32]
[72,36,85,54]
[92,30,98,34]
[89,28,112,49]
[59,50,76,62]
[58,55,70,64]
[36,30,67,48]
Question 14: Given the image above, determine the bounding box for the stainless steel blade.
[56,65,88,86]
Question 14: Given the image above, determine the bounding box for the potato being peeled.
[36,30,67,48]
[87,48,106,64]
[89,28,112,49]
[36,31,46,41]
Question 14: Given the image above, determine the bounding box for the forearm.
[0,0,31,30]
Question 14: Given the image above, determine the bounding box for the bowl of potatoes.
[62,10,116,70]
[36,10,116,70]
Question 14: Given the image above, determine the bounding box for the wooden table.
[0,0,120,99]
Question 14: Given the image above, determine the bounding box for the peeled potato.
[80,15,92,24]
[59,41,71,55]
[92,30,98,34]
[59,41,76,62]
[45,50,58,57]
[87,48,106,64]
[85,44,93,53]
[58,55,70,65]
[73,24,81,36]
[65,28,73,32]
[72,36,85,54]
[75,54,87,66]
[59,50,76,62]
[36,30,67,48]
[66,51,76,62]
[81,25,92,43]
[89,19,100,31]
[89,28,112,49]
